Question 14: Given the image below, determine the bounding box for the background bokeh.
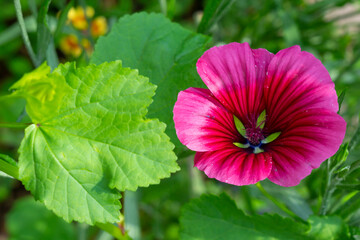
[0,0,359,239]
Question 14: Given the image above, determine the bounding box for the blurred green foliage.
[1,0,360,239]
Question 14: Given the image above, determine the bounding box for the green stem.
[14,0,38,67]
[0,122,30,129]
[96,222,130,240]
[124,190,141,240]
[158,0,167,16]
[319,159,334,215]
[77,223,88,240]
[0,158,19,179]
[256,182,306,223]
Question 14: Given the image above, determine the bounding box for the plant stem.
[256,182,306,223]
[96,222,130,240]
[124,190,141,240]
[319,159,335,215]
[0,122,30,129]
[0,158,19,179]
[14,0,38,67]
[158,0,167,16]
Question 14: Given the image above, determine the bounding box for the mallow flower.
[173,42,346,187]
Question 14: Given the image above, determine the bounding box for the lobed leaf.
[181,194,353,240]
[180,193,309,240]
[14,61,178,224]
[91,12,212,149]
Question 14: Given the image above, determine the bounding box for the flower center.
[233,110,281,154]
[246,127,264,146]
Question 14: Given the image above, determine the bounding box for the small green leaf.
[6,197,76,240]
[307,215,350,240]
[257,110,266,129]
[16,61,179,224]
[262,132,281,144]
[197,0,235,34]
[91,12,212,149]
[330,143,349,171]
[233,142,249,148]
[180,193,309,240]
[253,147,264,154]
[234,115,246,138]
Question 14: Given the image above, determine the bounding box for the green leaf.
[54,0,74,39]
[197,0,235,34]
[6,197,76,240]
[233,142,249,148]
[0,153,18,179]
[257,110,266,129]
[233,115,246,138]
[91,12,212,149]
[262,132,281,144]
[15,61,178,224]
[180,193,309,240]
[330,143,349,171]
[307,215,350,240]
[36,0,52,65]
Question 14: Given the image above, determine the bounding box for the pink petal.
[265,109,346,187]
[196,42,274,125]
[264,45,339,131]
[173,87,238,152]
[195,147,272,185]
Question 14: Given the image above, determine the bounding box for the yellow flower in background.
[91,16,108,37]
[59,35,82,57]
[59,35,93,58]
[67,6,94,30]
[81,38,93,55]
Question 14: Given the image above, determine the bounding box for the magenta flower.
[173,42,346,187]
